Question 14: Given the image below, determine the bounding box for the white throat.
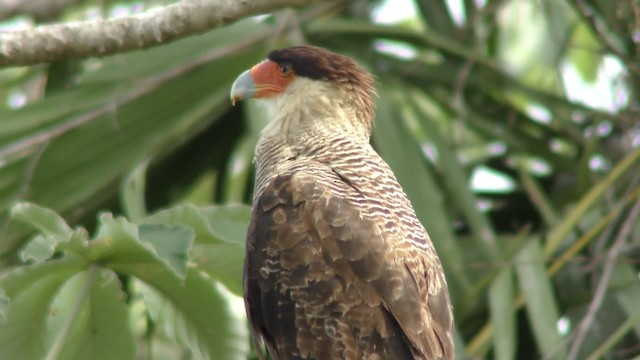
[257,77,370,144]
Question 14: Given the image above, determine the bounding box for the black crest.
[267,45,373,90]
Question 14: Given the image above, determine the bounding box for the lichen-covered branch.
[0,0,320,67]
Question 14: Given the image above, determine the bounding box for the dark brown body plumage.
[239,46,454,360]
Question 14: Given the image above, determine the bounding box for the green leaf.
[93,213,191,280]
[221,136,256,203]
[20,234,58,263]
[11,203,81,263]
[0,257,85,299]
[0,84,119,139]
[415,0,460,38]
[489,269,516,360]
[515,239,566,358]
[567,23,602,82]
[142,204,221,244]
[44,267,136,360]
[190,243,245,295]
[0,259,84,360]
[138,224,194,280]
[409,91,499,258]
[142,205,251,246]
[0,26,267,257]
[18,222,90,264]
[120,159,150,222]
[142,204,249,294]
[200,204,252,245]
[11,202,71,239]
[0,288,7,323]
[122,268,248,360]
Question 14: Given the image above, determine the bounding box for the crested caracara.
[231,45,454,360]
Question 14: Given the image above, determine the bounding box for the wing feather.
[245,170,453,360]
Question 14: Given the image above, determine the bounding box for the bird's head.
[230,46,376,140]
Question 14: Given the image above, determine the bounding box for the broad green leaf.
[409,91,499,257]
[122,268,248,360]
[0,257,84,298]
[415,0,460,38]
[190,243,245,295]
[20,234,58,263]
[11,202,71,239]
[138,224,194,280]
[489,269,516,360]
[141,204,247,290]
[7,203,74,263]
[47,265,136,360]
[222,136,256,203]
[453,326,468,360]
[516,239,566,358]
[0,84,120,139]
[567,23,602,82]
[93,214,191,280]
[0,259,83,360]
[58,228,92,258]
[18,222,90,264]
[79,20,271,83]
[0,274,69,360]
[0,28,267,257]
[200,204,252,246]
[142,204,221,244]
[120,159,150,222]
[180,171,217,206]
[519,165,558,227]
[44,268,136,360]
[0,288,7,323]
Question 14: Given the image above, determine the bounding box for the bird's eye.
[278,62,293,77]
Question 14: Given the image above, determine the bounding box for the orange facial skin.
[249,60,295,98]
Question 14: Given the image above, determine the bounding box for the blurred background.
[0,0,639,359]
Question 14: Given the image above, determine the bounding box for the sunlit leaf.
[138,224,194,280]
[44,268,136,360]
[142,204,221,244]
[489,269,516,360]
[190,243,245,295]
[125,269,248,360]
[93,214,191,280]
[200,204,251,246]
[120,159,150,222]
[0,288,6,323]
[20,234,57,263]
[567,23,602,83]
[11,202,71,239]
[0,259,84,360]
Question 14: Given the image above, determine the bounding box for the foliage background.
[0,0,639,359]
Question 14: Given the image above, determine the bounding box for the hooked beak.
[230,60,293,106]
[230,70,256,106]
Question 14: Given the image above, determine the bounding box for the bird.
[230,45,454,360]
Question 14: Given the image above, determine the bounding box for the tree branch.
[0,0,320,67]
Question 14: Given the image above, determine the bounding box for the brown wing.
[244,171,454,360]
